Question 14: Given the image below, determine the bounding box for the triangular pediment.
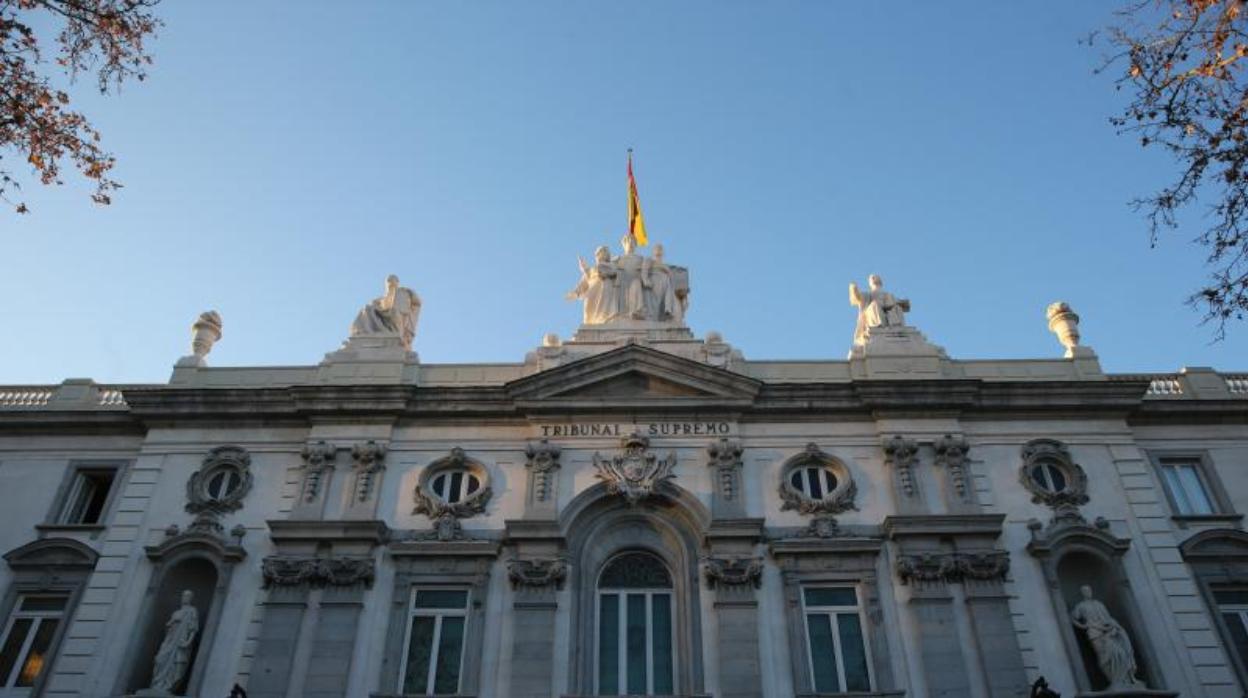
[506,344,761,405]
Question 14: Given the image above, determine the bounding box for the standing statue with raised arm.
[350,275,422,350]
[143,590,200,694]
[848,274,910,346]
[567,246,620,324]
[1070,585,1143,690]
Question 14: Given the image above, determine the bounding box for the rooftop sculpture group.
[566,235,688,325]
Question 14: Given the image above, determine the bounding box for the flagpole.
[626,148,634,247]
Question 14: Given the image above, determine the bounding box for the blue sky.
[3,2,1244,384]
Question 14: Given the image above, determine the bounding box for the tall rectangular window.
[398,588,468,696]
[802,587,872,693]
[1214,588,1248,671]
[56,467,118,525]
[596,590,674,695]
[0,594,67,689]
[1159,458,1216,516]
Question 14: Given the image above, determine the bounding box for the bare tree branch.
[1098,0,1248,337]
[0,0,160,213]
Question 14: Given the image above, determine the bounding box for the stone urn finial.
[177,311,223,367]
[1046,302,1081,357]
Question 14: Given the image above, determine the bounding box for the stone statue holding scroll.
[848,274,910,346]
[648,244,682,322]
[1070,585,1143,690]
[615,234,650,320]
[144,589,200,694]
[350,275,422,350]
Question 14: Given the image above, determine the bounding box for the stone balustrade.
[0,379,132,410]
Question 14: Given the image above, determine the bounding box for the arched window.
[596,551,674,696]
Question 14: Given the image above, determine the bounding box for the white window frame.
[1159,458,1215,515]
[0,594,68,692]
[205,468,242,501]
[57,468,117,525]
[46,461,125,528]
[790,465,839,501]
[430,470,480,505]
[593,586,676,696]
[1213,588,1248,666]
[1029,461,1067,494]
[799,585,875,694]
[396,587,469,697]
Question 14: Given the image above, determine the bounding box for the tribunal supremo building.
[1,246,1247,698]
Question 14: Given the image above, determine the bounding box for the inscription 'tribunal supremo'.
[539,422,733,438]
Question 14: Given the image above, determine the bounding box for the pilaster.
[250,520,385,698]
[887,514,1026,698]
[504,519,565,698]
[704,518,764,698]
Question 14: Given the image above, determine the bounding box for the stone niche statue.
[140,589,200,695]
[349,274,422,350]
[848,274,910,346]
[567,236,688,325]
[1070,585,1144,691]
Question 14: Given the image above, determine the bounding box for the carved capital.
[707,437,743,503]
[957,551,1010,581]
[896,552,958,584]
[593,432,676,506]
[351,440,388,503]
[934,433,971,500]
[507,557,568,590]
[524,438,562,472]
[896,550,1010,584]
[299,440,337,503]
[882,435,919,498]
[706,437,743,469]
[525,439,561,504]
[703,556,764,590]
[262,555,375,588]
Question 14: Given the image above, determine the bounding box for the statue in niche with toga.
[848,274,910,346]
[1070,585,1144,690]
[567,236,688,325]
[349,274,422,350]
[141,589,200,695]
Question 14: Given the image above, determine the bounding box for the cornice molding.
[883,513,1006,539]
[12,371,1210,428]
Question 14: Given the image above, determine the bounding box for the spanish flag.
[627,151,649,246]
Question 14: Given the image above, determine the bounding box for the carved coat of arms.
[594,432,676,505]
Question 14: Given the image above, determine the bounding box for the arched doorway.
[562,482,709,696]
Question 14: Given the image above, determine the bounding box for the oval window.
[790,465,839,500]
[206,468,242,500]
[1029,461,1067,494]
[431,469,481,504]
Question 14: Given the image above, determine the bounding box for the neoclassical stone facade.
[1,258,1247,698]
